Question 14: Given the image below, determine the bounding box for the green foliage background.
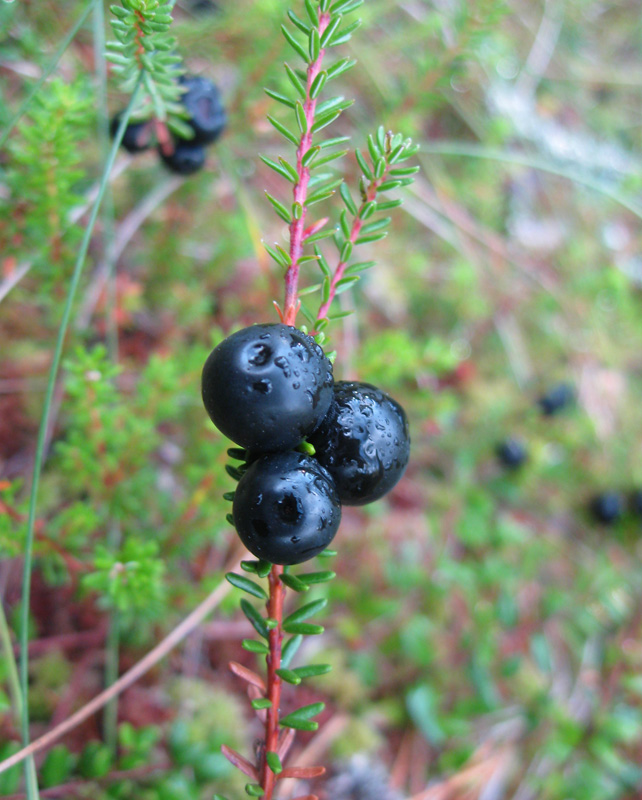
[1,1,642,798]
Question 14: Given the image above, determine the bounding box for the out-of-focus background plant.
[2,1,642,798]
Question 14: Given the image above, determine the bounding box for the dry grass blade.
[221,744,259,780]
[280,765,326,779]
[277,726,296,760]
[229,660,267,692]
[0,557,241,777]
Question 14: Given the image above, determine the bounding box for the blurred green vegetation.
[2,0,642,798]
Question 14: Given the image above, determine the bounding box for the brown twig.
[3,759,170,800]
[0,557,241,777]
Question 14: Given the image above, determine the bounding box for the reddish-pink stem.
[283,11,332,326]
[260,564,286,799]
[314,167,391,327]
[154,119,173,156]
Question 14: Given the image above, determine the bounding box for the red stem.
[283,11,332,326]
[154,119,173,156]
[314,167,391,327]
[261,564,285,799]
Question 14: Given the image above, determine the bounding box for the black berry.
[110,113,151,154]
[202,324,334,453]
[159,140,206,175]
[233,452,341,565]
[496,438,528,469]
[590,492,623,524]
[308,381,410,506]
[179,75,226,146]
[537,383,574,416]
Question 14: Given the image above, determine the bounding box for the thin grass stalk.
[18,76,144,799]
[417,143,642,221]
[92,0,122,755]
[0,601,39,795]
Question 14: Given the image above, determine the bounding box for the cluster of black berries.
[496,383,574,470]
[201,324,411,565]
[494,383,642,526]
[110,75,226,175]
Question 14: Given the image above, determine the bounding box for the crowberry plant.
[196,1,418,796]
[0,0,417,798]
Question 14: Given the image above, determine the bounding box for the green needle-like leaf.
[265,87,296,109]
[310,71,327,98]
[360,216,391,234]
[281,635,303,668]
[355,148,373,179]
[226,573,268,600]
[242,639,269,655]
[266,751,283,775]
[240,600,269,639]
[279,156,300,183]
[355,231,388,245]
[260,154,298,183]
[293,663,332,679]
[288,9,312,34]
[340,182,358,214]
[284,598,328,626]
[284,63,307,99]
[267,115,300,146]
[282,24,309,61]
[320,16,341,48]
[297,570,337,583]
[326,57,357,80]
[335,275,360,293]
[265,191,292,223]
[283,622,325,635]
[275,668,302,685]
[280,702,325,730]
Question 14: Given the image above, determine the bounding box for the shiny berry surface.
[179,75,226,145]
[202,324,334,453]
[308,381,410,506]
[496,438,528,469]
[233,452,341,565]
[110,113,151,154]
[159,141,206,175]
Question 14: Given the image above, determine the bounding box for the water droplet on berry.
[274,356,291,377]
[248,344,272,367]
[253,379,272,394]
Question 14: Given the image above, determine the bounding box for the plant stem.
[283,9,332,326]
[18,78,143,800]
[260,564,285,799]
[93,1,122,752]
[315,170,390,326]
[0,600,40,797]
